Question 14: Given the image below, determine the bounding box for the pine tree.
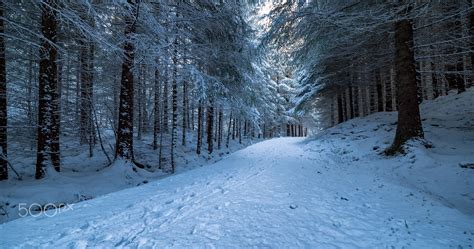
[170,36,178,173]
[206,101,214,154]
[153,63,161,150]
[79,25,94,150]
[196,101,203,154]
[0,0,7,180]
[35,0,60,179]
[226,112,232,148]
[386,4,424,155]
[115,0,138,161]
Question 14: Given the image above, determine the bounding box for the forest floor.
[1,89,473,248]
[0,126,258,224]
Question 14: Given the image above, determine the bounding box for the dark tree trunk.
[182,80,187,146]
[0,0,6,180]
[217,109,223,149]
[27,48,34,145]
[385,69,394,112]
[152,65,161,150]
[470,0,474,86]
[238,119,242,144]
[232,116,236,140]
[36,0,60,179]
[206,102,214,154]
[353,86,360,117]
[376,70,384,112]
[455,61,466,93]
[214,108,218,142]
[162,72,169,133]
[431,62,440,99]
[348,84,354,119]
[137,64,143,140]
[141,65,147,134]
[196,101,203,154]
[226,112,232,148]
[79,38,94,147]
[115,0,137,160]
[337,93,343,124]
[341,89,347,121]
[171,39,178,173]
[387,15,424,155]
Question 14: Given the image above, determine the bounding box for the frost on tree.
[116,0,138,161]
[36,0,60,179]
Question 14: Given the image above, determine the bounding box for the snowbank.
[0,89,472,248]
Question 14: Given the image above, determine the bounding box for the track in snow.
[1,137,472,248]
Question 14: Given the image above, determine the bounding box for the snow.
[0,130,257,224]
[1,89,473,248]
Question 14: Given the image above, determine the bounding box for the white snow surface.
[1,90,473,248]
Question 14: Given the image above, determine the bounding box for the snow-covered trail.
[1,137,472,248]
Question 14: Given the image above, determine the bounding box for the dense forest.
[267,0,473,151]
[0,0,309,182]
[0,0,474,179]
[0,1,473,247]
[0,1,472,180]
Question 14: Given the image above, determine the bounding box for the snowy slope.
[1,90,473,248]
[0,131,256,224]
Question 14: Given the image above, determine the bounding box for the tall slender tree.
[206,101,214,154]
[0,0,7,180]
[116,0,138,161]
[36,0,60,179]
[196,101,203,154]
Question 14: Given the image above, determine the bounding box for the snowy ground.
[1,90,473,248]
[0,129,257,224]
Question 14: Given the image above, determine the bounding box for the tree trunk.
[353,86,360,117]
[348,84,354,119]
[238,119,242,144]
[470,0,474,86]
[0,0,6,180]
[330,96,335,126]
[341,89,347,121]
[36,0,60,179]
[190,100,195,130]
[171,39,178,173]
[217,109,223,149]
[162,70,169,133]
[28,49,36,150]
[226,112,232,148]
[137,64,143,140]
[153,65,161,150]
[376,70,384,112]
[79,37,94,147]
[206,102,214,154]
[115,0,137,160]
[387,15,424,155]
[337,93,343,123]
[182,79,187,146]
[196,101,203,154]
[232,116,236,140]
